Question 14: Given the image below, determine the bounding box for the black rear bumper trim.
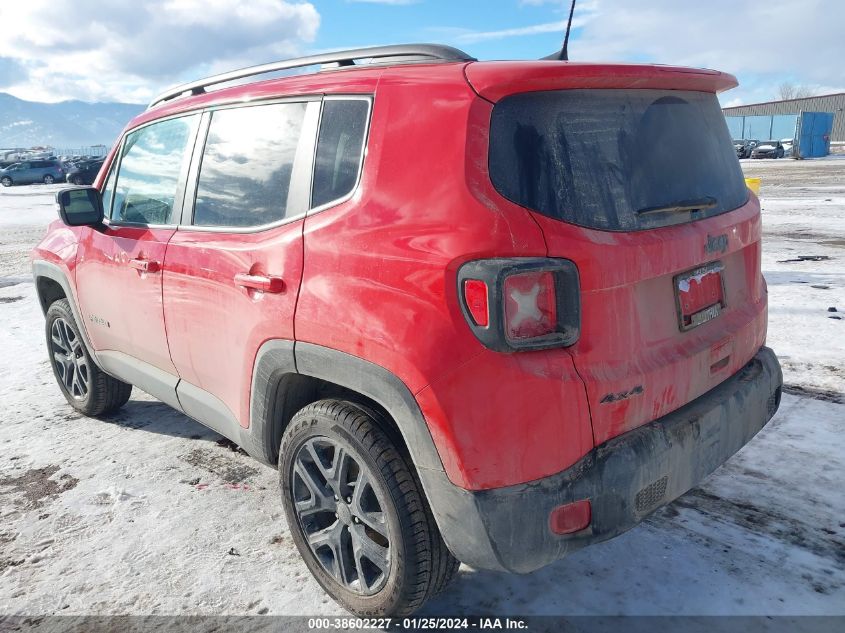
[420,346,783,573]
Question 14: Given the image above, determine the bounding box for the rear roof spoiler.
[464,62,738,103]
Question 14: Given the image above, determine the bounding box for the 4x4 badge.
[706,234,728,254]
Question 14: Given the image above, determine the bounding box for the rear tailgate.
[479,69,768,445]
[530,207,766,444]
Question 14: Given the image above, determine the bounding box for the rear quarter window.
[489,89,748,231]
[311,98,370,209]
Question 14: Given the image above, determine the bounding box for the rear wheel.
[45,299,132,416]
[71,175,83,185]
[43,174,55,184]
[279,400,458,616]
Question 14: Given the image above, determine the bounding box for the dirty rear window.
[489,89,748,231]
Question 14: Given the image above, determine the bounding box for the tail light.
[504,270,557,340]
[458,258,580,352]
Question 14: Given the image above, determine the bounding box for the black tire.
[279,399,458,616]
[1,176,11,187]
[43,174,55,184]
[71,176,83,185]
[45,299,132,416]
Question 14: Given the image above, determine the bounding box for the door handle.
[234,272,285,294]
[129,258,160,273]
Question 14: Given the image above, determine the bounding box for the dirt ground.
[0,159,843,618]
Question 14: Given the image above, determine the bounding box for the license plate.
[674,261,726,331]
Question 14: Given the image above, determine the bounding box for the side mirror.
[56,187,104,227]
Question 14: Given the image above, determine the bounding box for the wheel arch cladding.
[36,276,66,314]
[32,260,98,363]
[246,339,504,568]
[247,340,444,472]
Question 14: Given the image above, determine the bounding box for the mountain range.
[0,92,145,150]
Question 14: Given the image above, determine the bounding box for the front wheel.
[279,400,458,616]
[46,299,132,416]
[1,176,11,187]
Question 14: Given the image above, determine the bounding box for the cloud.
[439,2,596,46]
[564,0,845,105]
[0,57,28,88]
[454,20,576,44]
[0,0,320,102]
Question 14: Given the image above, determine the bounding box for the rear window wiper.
[637,197,717,215]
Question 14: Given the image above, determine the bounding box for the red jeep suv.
[32,44,782,616]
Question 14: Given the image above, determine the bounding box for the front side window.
[101,159,118,218]
[111,115,199,225]
[311,99,369,209]
[192,102,308,227]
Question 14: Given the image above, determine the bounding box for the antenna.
[559,0,577,61]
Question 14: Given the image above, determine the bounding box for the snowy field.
[0,159,843,620]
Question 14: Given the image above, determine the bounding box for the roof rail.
[148,43,475,109]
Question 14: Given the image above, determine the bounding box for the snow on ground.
[0,165,843,618]
[742,157,845,398]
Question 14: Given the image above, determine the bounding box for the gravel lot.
[0,159,843,619]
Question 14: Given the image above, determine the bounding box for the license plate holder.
[674,261,726,331]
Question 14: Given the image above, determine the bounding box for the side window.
[101,159,118,219]
[311,99,369,209]
[112,115,198,225]
[193,102,308,227]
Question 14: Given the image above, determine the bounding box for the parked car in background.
[733,139,758,159]
[65,159,104,185]
[781,138,794,158]
[0,160,64,186]
[751,140,784,159]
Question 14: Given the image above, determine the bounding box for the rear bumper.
[421,346,782,573]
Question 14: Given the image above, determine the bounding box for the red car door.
[162,100,319,432]
[75,114,200,400]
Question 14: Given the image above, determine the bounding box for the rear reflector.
[504,270,556,340]
[462,279,489,327]
[549,499,591,535]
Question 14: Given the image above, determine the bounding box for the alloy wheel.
[50,317,89,399]
[291,436,391,595]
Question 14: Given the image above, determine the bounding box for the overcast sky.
[0,0,841,106]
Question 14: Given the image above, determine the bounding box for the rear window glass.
[489,89,748,231]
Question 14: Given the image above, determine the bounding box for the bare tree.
[778,82,815,101]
